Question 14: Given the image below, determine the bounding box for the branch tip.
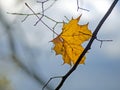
[42,76,63,90]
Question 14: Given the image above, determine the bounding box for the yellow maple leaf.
[52,15,92,65]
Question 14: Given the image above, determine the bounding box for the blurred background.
[0,0,120,90]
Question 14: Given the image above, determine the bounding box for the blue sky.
[0,0,120,90]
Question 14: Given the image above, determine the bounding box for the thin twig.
[42,76,62,90]
[77,0,89,12]
[7,12,62,23]
[55,0,119,90]
[7,12,42,22]
[7,12,41,15]
[25,2,44,26]
[96,38,113,48]
[9,2,62,35]
[35,0,58,25]
[7,0,60,26]
[37,0,48,3]
[38,0,58,12]
[25,3,59,35]
[21,15,29,22]
[35,1,45,25]
[78,7,90,12]
[7,1,63,34]
[64,16,69,21]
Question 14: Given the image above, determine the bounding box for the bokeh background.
[0,0,120,90]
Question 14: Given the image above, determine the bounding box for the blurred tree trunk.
[0,4,53,90]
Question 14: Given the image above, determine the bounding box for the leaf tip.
[86,22,89,26]
[76,14,82,21]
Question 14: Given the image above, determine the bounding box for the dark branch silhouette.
[55,0,119,90]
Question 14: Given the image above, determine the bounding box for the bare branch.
[34,1,45,25]
[25,3,44,26]
[7,12,41,22]
[7,12,40,15]
[36,0,58,25]
[7,0,63,37]
[64,16,69,21]
[37,0,58,12]
[7,12,62,23]
[25,3,59,35]
[8,2,63,35]
[21,15,29,22]
[55,0,119,90]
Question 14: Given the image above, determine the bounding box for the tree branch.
[25,3,59,35]
[55,0,119,90]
